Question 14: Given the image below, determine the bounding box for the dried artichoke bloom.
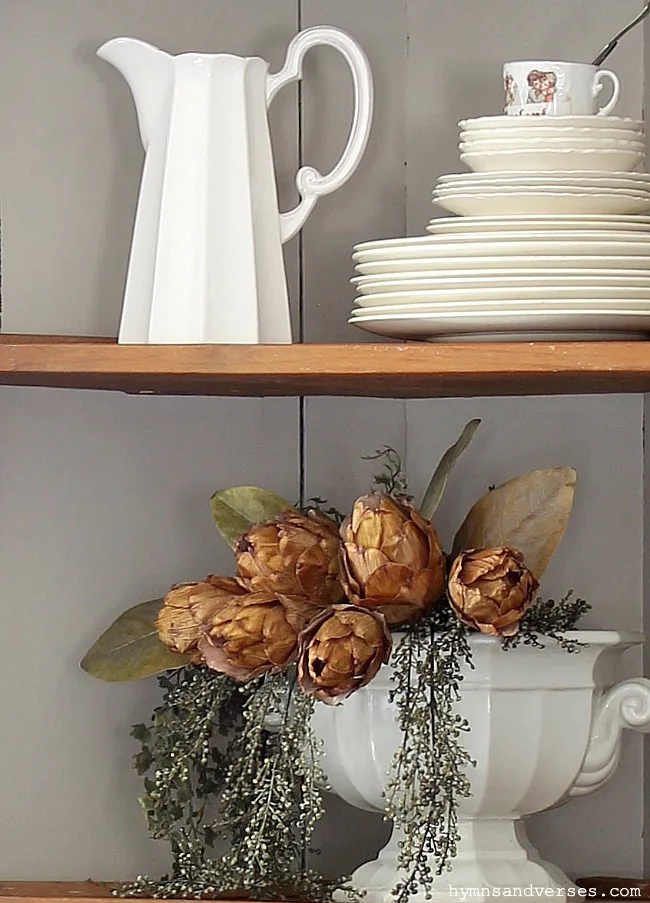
[340,492,446,626]
[156,575,246,655]
[196,590,320,682]
[236,509,344,607]
[448,547,539,637]
[298,604,392,705]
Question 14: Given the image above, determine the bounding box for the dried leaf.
[81,599,192,682]
[451,467,577,578]
[210,486,295,549]
[420,419,481,519]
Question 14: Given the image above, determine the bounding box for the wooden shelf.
[0,884,114,903]
[0,883,267,903]
[1,335,650,397]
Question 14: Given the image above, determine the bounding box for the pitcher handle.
[267,26,374,243]
[569,678,650,798]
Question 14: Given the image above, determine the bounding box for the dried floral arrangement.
[83,420,589,903]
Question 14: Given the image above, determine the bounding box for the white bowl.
[461,148,645,173]
[459,127,644,143]
[460,115,644,131]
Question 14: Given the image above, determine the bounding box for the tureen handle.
[570,678,650,797]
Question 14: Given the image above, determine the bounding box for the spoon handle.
[592,1,650,66]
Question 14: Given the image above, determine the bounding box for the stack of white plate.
[458,115,645,173]
[349,115,650,342]
[432,171,650,217]
[349,219,650,342]
[431,116,650,217]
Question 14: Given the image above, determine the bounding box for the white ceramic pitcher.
[98,28,373,344]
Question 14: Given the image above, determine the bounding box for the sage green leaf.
[451,466,577,578]
[210,485,295,548]
[420,419,481,520]
[81,599,192,682]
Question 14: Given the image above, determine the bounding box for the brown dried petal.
[298,604,392,704]
[340,493,446,626]
[156,576,245,654]
[448,547,538,638]
[197,589,317,682]
[236,511,344,606]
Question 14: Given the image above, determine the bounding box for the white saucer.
[459,116,644,131]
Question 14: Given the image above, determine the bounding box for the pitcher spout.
[97,37,173,148]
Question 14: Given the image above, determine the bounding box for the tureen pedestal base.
[337,821,572,903]
[314,633,650,903]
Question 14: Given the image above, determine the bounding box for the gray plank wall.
[0,0,648,884]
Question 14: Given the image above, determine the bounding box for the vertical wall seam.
[402,0,410,474]
[298,0,307,508]
[643,394,648,872]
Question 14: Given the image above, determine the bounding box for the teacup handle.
[267,26,374,243]
[594,69,621,116]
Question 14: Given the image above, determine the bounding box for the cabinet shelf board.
[0,335,649,397]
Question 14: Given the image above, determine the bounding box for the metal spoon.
[592,1,650,66]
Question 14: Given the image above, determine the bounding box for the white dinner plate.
[459,116,644,131]
[353,264,650,279]
[352,286,650,304]
[350,299,650,315]
[349,308,650,339]
[353,240,650,263]
[460,148,645,173]
[352,272,650,291]
[426,215,650,234]
[352,282,650,300]
[433,193,650,216]
[353,234,650,253]
[362,231,650,246]
[354,256,650,274]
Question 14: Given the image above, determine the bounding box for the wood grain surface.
[0,336,649,397]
